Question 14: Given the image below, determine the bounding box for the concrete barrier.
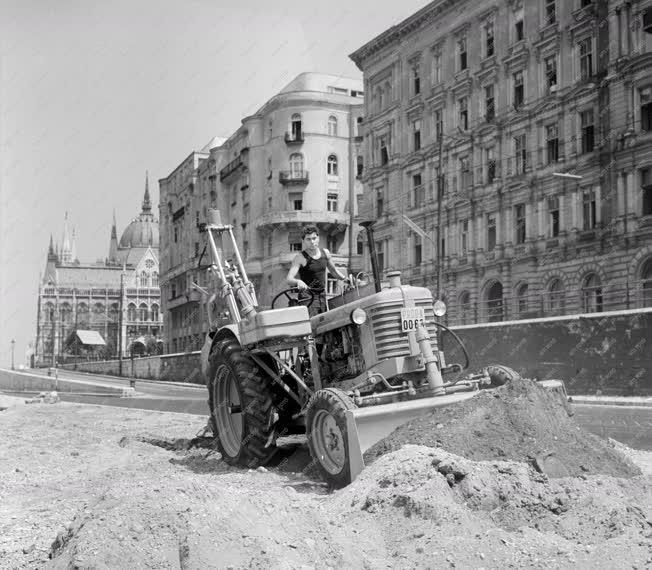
[0,369,134,397]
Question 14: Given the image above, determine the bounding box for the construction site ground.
[1,378,651,569]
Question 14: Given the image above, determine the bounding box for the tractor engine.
[319,326,365,383]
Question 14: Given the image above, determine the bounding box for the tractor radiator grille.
[369,299,439,361]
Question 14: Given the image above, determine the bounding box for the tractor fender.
[200,325,241,381]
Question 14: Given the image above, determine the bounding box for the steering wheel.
[271,287,315,309]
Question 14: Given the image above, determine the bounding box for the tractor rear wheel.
[306,388,357,488]
[208,337,278,468]
[485,364,521,387]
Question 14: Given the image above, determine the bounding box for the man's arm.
[286,254,309,289]
[323,249,348,282]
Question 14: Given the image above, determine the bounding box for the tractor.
[198,209,563,487]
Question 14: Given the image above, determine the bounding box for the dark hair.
[301,226,319,239]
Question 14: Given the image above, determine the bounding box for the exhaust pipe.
[360,220,381,293]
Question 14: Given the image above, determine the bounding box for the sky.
[0,0,432,366]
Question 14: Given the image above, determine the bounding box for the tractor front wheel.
[208,337,278,468]
[306,388,357,488]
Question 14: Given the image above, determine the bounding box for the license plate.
[400,307,425,332]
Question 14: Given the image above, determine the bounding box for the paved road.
[21,368,652,451]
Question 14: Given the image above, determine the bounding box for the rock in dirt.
[364,376,640,479]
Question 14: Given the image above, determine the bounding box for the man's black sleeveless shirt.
[298,249,328,292]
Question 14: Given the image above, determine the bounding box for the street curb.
[46,368,207,390]
[0,369,135,397]
[570,397,652,408]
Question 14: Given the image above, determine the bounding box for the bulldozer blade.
[345,391,479,483]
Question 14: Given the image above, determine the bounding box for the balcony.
[279,170,309,185]
[284,132,304,145]
[220,155,244,181]
[255,210,349,232]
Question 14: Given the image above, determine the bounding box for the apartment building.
[350,0,652,323]
[159,73,365,352]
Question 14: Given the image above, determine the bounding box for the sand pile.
[365,376,640,478]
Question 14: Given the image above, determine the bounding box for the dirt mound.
[365,377,640,478]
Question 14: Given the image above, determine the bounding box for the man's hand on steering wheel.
[271,287,316,309]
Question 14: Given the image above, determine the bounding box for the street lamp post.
[10,339,15,370]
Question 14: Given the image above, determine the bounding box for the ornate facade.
[350,0,652,324]
[35,178,162,364]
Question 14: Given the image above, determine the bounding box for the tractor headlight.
[433,300,447,317]
[350,308,367,325]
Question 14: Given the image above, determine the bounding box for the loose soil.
[366,376,641,479]
[1,381,651,569]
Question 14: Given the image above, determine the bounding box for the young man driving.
[286,226,348,315]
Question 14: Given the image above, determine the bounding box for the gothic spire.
[142,171,151,213]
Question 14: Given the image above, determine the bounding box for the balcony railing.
[279,170,309,185]
[284,132,304,145]
[220,155,244,181]
[255,209,348,230]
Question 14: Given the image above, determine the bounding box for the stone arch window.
[44,302,55,322]
[139,303,148,321]
[140,271,149,287]
[547,279,565,315]
[127,303,137,321]
[289,153,304,177]
[356,116,363,137]
[93,302,105,317]
[486,281,504,322]
[108,303,119,322]
[517,283,529,316]
[327,154,338,176]
[459,291,472,324]
[356,155,364,177]
[642,258,652,307]
[356,232,365,255]
[151,271,159,287]
[581,273,603,313]
[151,303,159,322]
[291,113,302,140]
[328,115,338,137]
[60,303,72,323]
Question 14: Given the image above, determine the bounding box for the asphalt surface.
[12,368,652,451]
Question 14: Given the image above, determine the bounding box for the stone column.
[595,184,602,224]
[571,189,579,230]
[617,172,625,216]
[538,199,546,238]
[525,203,534,239]
[626,170,636,215]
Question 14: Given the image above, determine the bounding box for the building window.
[412,119,422,151]
[432,52,442,84]
[515,204,526,244]
[151,272,158,287]
[487,215,496,252]
[582,274,603,313]
[641,258,652,306]
[580,109,595,153]
[548,279,564,313]
[514,7,524,41]
[128,303,137,321]
[513,70,524,109]
[412,173,424,207]
[641,88,652,131]
[139,303,148,321]
[356,155,364,177]
[545,55,557,92]
[514,134,527,174]
[546,124,559,163]
[412,63,421,95]
[641,167,652,216]
[290,241,302,252]
[413,235,422,266]
[548,196,560,237]
[327,236,338,254]
[289,152,304,177]
[376,187,384,217]
[357,234,364,255]
[291,113,302,140]
[583,189,597,229]
[174,226,178,243]
[289,193,303,211]
[379,136,389,165]
[460,156,471,189]
[484,85,495,122]
[328,115,338,136]
[544,0,556,24]
[376,240,385,272]
[486,148,496,183]
[578,38,593,80]
[485,21,495,57]
[458,37,467,70]
[458,96,468,130]
[459,291,472,324]
[517,284,529,315]
[140,271,148,287]
[327,154,338,176]
[460,220,468,255]
[327,193,338,212]
[434,109,443,140]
